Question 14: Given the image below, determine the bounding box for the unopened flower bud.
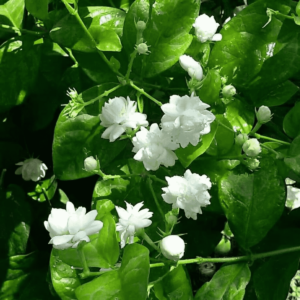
[214,236,231,255]
[235,133,248,146]
[245,158,260,171]
[242,138,261,157]
[84,156,98,171]
[136,20,146,32]
[256,106,272,124]
[160,235,185,261]
[222,85,236,98]
[136,43,150,55]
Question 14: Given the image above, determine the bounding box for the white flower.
[44,201,103,250]
[132,123,179,171]
[115,202,153,248]
[160,235,185,261]
[193,14,222,43]
[179,55,203,81]
[242,138,261,157]
[15,158,48,182]
[161,94,215,148]
[286,186,300,211]
[100,96,149,142]
[162,169,212,220]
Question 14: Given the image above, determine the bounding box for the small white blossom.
[286,186,300,211]
[242,138,261,157]
[256,106,272,124]
[84,156,98,172]
[100,97,148,142]
[44,201,103,250]
[162,169,212,220]
[15,158,48,182]
[160,235,185,261]
[179,55,203,81]
[161,94,215,148]
[115,201,153,248]
[193,14,222,43]
[132,123,179,171]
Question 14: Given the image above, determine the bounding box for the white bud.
[160,235,185,261]
[242,138,261,157]
[245,158,260,171]
[136,20,146,32]
[256,106,272,124]
[136,43,150,55]
[235,133,248,146]
[222,85,236,98]
[179,55,203,81]
[84,156,98,171]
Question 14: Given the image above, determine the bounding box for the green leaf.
[75,243,150,300]
[226,99,254,134]
[297,1,300,16]
[0,142,24,171]
[95,214,119,268]
[52,84,128,180]
[58,189,69,204]
[219,158,286,249]
[209,0,291,88]
[284,135,300,176]
[283,101,300,138]
[95,199,115,220]
[253,253,300,300]
[141,0,200,78]
[0,185,31,257]
[50,7,125,52]
[197,70,222,106]
[27,175,57,202]
[176,119,218,168]
[0,0,24,37]
[50,249,82,300]
[194,263,251,300]
[25,0,48,20]
[154,266,193,300]
[0,37,41,113]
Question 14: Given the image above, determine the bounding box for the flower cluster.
[44,201,103,250]
[161,94,215,148]
[15,158,48,182]
[100,96,148,142]
[162,169,212,220]
[115,202,153,248]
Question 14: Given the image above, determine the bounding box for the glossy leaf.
[0,0,24,37]
[95,214,119,268]
[226,99,254,134]
[52,84,127,180]
[141,0,200,78]
[154,266,193,300]
[25,0,48,20]
[50,249,82,300]
[58,189,69,204]
[95,199,115,220]
[283,101,300,138]
[0,37,41,113]
[209,0,291,88]
[50,7,125,52]
[284,135,300,176]
[197,70,222,106]
[253,253,300,300]
[195,263,251,300]
[75,243,150,300]
[0,185,31,257]
[176,119,218,168]
[219,158,286,249]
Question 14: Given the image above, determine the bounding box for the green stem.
[125,50,138,80]
[77,244,90,277]
[64,47,79,66]
[129,81,162,107]
[133,81,189,92]
[139,231,159,251]
[260,144,279,156]
[148,174,167,185]
[147,178,165,221]
[0,169,6,188]
[42,187,52,207]
[61,0,123,78]
[149,245,300,268]
[270,9,294,20]
[0,24,45,36]
[84,84,122,106]
[253,133,290,146]
[249,122,262,135]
